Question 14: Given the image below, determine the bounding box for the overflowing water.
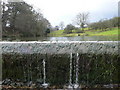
[68,53,80,89]
[68,53,73,88]
[74,53,79,88]
[42,59,49,88]
[1,50,119,89]
[0,41,119,90]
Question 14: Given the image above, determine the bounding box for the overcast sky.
[24,0,119,27]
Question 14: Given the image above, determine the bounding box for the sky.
[24,0,119,27]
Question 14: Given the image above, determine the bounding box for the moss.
[2,53,120,87]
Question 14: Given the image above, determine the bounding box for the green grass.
[49,30,64,37]
[50,30,64,35]
[90,28,118,36]
[49,27,119,37]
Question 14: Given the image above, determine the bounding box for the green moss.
[2,53,120,87]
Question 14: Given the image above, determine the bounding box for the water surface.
[7,36,118,41]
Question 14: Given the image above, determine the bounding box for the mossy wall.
[2,53,119,87]
[1,41,119,88]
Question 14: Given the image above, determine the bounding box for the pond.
[47,36,118,41]
[19,35,118,41]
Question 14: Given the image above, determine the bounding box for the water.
[75,53,79,84]
[68,53,73,88]
[43,59,46,84]
[18,36,118,41]
[48,36,118,41]
[68,53,79,89]
[2,53,119,89]
[73,53,79,89]
[42,59,49,88]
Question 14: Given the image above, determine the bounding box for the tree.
[75,12,89,30]
[0,1,2,40]
[88,17,120,30]
[44,28,50,36]
[59,21,64,30]
[2,1,51,39]
[64,24,75,34]
[111,17,120,27]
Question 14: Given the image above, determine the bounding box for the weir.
[0,41,119,89]
[0,41,119,54]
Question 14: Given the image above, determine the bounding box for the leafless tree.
[59,21,64,30]
[75,12,89,30]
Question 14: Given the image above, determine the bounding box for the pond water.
[47,36,118,41]
[19,36,118,41]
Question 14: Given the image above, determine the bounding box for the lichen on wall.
[1,41,119,54]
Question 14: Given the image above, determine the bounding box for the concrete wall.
[0,41,119,54]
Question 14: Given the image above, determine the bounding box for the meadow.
[49,27,119,37]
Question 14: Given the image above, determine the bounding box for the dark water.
[19,36,118,41]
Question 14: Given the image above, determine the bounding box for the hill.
[49,27,118,37]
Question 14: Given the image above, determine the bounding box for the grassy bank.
[49,27,119,37]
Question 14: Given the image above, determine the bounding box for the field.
[49,27,119,37]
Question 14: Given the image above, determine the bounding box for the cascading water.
[42,59,49,88]
[43,59,46,84]
[1,41,119,89]
[68,53,80,89]
[73,53,79,89]
[68,53,73,89]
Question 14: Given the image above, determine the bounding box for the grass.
[90,28,118,36]
[49,27,119,37]
[49,30,64,37]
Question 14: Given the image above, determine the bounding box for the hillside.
[49,27,119,37]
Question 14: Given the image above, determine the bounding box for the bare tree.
[75,12,89,30]
[59,21,64,30]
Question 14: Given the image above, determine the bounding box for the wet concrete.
[0,41,119,54]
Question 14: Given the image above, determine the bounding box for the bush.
[64,24,75,34]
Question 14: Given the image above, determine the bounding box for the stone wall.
[0,41,119,54]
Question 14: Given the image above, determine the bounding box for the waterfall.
[68,53,80,89]
[73,53,79,89]
[75,53,79,84]
[42,59,49,88]
[69,53,72,85]
[68,53,73,89]
[43,59,46,84]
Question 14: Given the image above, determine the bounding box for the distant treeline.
[2,1,51,39]
[88,17,120,30]
[62,17,119,34]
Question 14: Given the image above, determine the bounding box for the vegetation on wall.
[2,53,119,88]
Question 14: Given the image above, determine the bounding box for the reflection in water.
[48,37,69,41]
[47,36,118,41]
[18,36,118,41]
